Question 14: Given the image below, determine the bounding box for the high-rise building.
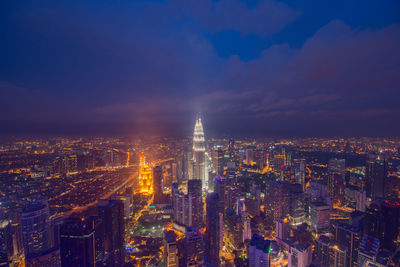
[164,230,179,267]
[330,243,347,267]
[288,184,305,225]
[60,217,95,267]
[365,154,387,199]
[344,187,366,212]
[288,243,312,267]
[185,226,205,267]
[139,153,152,194]
[21,199,51,258]
[248,234,271,267]
[246,148,255,165]
[214,177,225,213]
[332,221,361,267]
[192,116,207,190]
[213,148,224,177]
[97,199,125,266]
[172,181,203,228]
[380,199,400,251]
[357,235,380,266]
[153,165,164,204]
[205,192,222,266]
[0,220,13,266]
[294,159,306,192]
[315,236,331,266]
[264,180,289,226]
[328,158,346,205]
[110,194,132,220]
[309,201,331,233]
[188,179,202,196]
[276,218,290,241]
[188,179,203,227]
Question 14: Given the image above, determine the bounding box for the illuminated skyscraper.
[192,116,207,190]
[139,153,152,194]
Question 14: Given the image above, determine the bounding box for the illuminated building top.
[193,117,205,152]
[139,153,152,194]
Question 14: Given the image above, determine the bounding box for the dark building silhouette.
[97,199,125,266]
[205,192,222,266]
[153,165,164,204]
[214,177,225,213]
[60,217,95,267]
[188,179,202,196]
[0,220,13,266]
[185,226,205,266]
[365,154,387,199]
[381,200,400,251]
[328,158,346,205]
[21,199,51,258]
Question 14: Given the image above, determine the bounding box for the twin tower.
[191,116,207,190]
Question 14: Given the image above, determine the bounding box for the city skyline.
[1,1,400,266]
[1,0,400,137]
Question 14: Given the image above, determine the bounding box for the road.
[62,170,138,216]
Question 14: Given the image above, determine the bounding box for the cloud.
[170,0,300,36]
[0,0,399,137]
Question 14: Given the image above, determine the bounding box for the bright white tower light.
[192,115,207,190]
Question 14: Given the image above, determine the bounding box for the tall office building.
[315,236,331,266]
[192,116,206,190]
[380,199,400,251]
[264,180,289,226]
[97,199,125,266]
[332,221,361,267]
[188,179,202,196]
[185,226,205,266]
[21,199,51,258]
[328,158,346,205]
[288,243,312,267]
[205,192,222,266]
[139,153,152,194]
[246,148,255,165]
[248,234,271,267]
[214,177,225,213]
[188,179,203,227]
[213,148,224,177]
[365,154,387,199]
[288,184,305,225]
[0,220,13,266]
[309,201,331,233]
[357,235,380,266]
[163,230,179,267]
[60,217,95,267]
[294,159,306,192]
[153,165,164,204]
[172,181,203,228]
[276,218,290,241]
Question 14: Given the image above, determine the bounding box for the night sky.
[1,0,400,137]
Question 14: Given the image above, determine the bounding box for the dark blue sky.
[1,0,400,137]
